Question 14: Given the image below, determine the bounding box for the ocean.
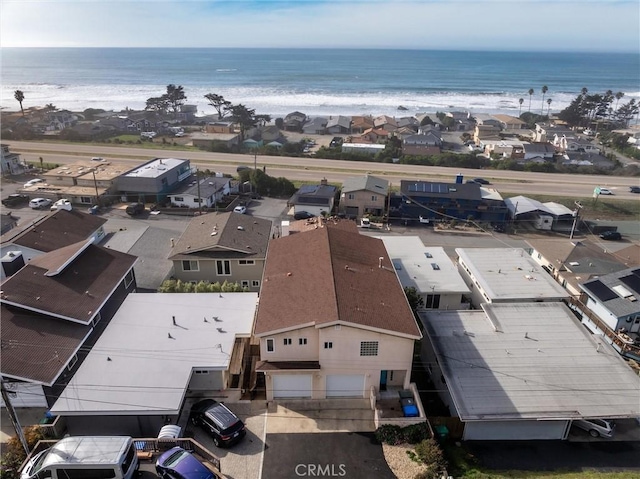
[1,48,639,119]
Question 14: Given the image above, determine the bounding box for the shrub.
[1,426,46,479]
[375,425,404,445]
[375,422,431,445]
[403,422,431,444]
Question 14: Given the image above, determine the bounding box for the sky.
[1,0,639,52]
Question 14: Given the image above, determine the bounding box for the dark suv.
[2,194,30,207]
[125,202,145,216]
[189,399,246,447]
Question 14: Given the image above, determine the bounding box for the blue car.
[155,447,219,479]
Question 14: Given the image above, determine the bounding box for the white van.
[21,436,139,479]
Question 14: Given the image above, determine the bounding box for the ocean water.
[1,48,638,118]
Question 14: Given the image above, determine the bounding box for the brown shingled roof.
[168,211,272,260]
[0,210,107,253]
[0,245,136,324]
[254,226,421,338]
[1,305,91,385]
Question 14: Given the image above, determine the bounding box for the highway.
[7,140,640,199]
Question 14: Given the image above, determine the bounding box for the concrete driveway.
[262,432,395,479]
[266,400,375,434]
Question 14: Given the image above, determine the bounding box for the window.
[266,338,275,353]
[194,370,210,375]
[347,193,355,200]
[324,342,333,349]
[299,338,307,345]
[431,263,440,270]
[174,196,184,202]
[252,280,260,288]
[239,260,255,265]
[58,470,115,479]
[371,195,377,201]
[124,269,134,288]
[360,341,378,356]
[216,260,231,275]
[182,260,199,272]
[425,294,441,309]
[284,338,292,345]
[67,354,78,371]
[80,196,92,204]
[241,280,250,288]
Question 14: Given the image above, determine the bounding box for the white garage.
[272,374,313,398]
[326,374,365,398]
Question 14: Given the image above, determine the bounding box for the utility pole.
[1,379,29,455]
[196,167,202,215]
[92,169,100,206]
[570,201,583,240]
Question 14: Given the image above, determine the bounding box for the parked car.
[50,199,72,211]
[23,178,44,188]
[155,447,218,479]
[598,187,613,195]
[629,186,640,194]
[125,202,145,216]
[2,194,30,207]
[472,177,491,185]
[293,211,314,220]
[91,157,105,162]
[236,165,250,173]
[233,205,247,214]
[29,198,52,209]
[189,399,246,447]
[491,222,506,233]
[572,418,615,438]
[599,230,622,241]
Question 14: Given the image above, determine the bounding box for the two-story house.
[339,174,388,219]
[0,143,28,175]
[288,179,337,217]
[117,157,192,203]
[168,211,272,291]
[254,223,422,400]
[166,175,231,209]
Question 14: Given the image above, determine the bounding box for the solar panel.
[585,280,618,302]
[619,274,640,295]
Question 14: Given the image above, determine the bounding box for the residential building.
[339,174,388,218]
[492,114,526,131]
[254,224,422,400]
[167,175,231,209]
[473,124,501,145]
[350,116,375,134]
[373,115,398,132]
[288,179,337,217]
[455,248,569,307]
[402,130,442,156]
[116,157,192,203]
[259,125,284,143]
[360,128,389,143]
[191,132,240,151]
[472,114,502,129]
[341,143,386,155]
[0,239,137,408]
[1,144,28,175]
[168,211,271,291]
[302,117,328,135]
[50,293,258,436]
[379,236,470,310]
[522,142,556,161]
[284,111,307,131]
[205,121,235,134]
[325,116,351,134]
[420,302,640,440]
[504,195,575,232]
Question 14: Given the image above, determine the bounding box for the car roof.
[157,447,213,478]
[193,399,240,429]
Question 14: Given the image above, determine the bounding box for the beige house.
[168,211,272,291]
[254,222,422,400]
[339,174,389,218]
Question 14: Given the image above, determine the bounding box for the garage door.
[326,375,365,398]
[463,420,569,440]
[272,374,313,398]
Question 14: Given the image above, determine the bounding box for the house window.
[182,260,199,272]
[124,269,134,288]
[241,280,250,288]
[324,342,333,349]
[252,280,260,288]
[174,196,184,202]
[266,338,275,353]
[371,195,377,201]
[239,260,255,265]
[537,253,542,259]
[348,194,355,200]
[216,260,231,275]
[67,354,78,371]
[284,338,292,345]
[194,370,210,375]
[80,196,92,204]
[299,338,308,345]
[425,294,441,309]
[360,341,378,356]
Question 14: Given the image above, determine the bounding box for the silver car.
[573,418,615,438]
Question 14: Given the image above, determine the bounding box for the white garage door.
[326,375,365,398]
[272,374,313,398]
[463,420,569,440]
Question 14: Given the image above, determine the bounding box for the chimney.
[378,257,384,268]
[170,238,175,247]
[320,178,328,186]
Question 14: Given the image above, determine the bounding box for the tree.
[14,90,24,116]
[165,84,186,117]
[615,91,624,111]
[204,93,231,119]
[228,104,258,142]
[44,103,57,112]
[546,98,552,116]
[145,96,169,115]
[255,114,271,127]
[527,88,534,112]
[541,85,548,114]
[518,98,524,116]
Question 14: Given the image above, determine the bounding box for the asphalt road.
[7,140,640,199]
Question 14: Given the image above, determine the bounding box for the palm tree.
[14,90,25,116]
[518,98,524,116]
[581,87,588,97]
[541,85,548,114]
[615,92,624,111]
[527,88,534,112]
[546,98,552,116]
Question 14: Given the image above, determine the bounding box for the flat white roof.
[378,236,470,295]
[123,158,187,178]
[51,293,257,415]
[421,303,640,420]
[42,437,131,467]
[456,248,569,301]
